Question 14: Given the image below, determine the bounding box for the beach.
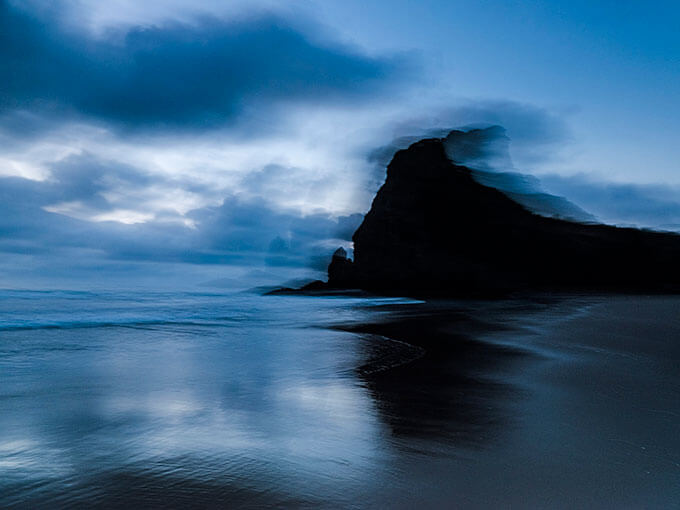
[341,295,680,508]
[0,290,678,508]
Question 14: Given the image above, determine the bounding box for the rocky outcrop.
[326,132,680,296]
[327,247,355,285]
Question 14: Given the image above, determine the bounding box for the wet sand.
[335,295,680,508]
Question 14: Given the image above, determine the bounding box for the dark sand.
[335,295,680,508]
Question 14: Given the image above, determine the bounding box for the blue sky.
[1,0,679,288]
[319,0,680,179]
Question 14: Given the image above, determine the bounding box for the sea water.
[0,289,425,507]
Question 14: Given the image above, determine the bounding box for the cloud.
[0,152,362,277]
[379,99,572,171]
[437,101,570,149]
[539,174,680,230]
[0,1,405,134]
[194,196,361,268]
[37,152,226,223]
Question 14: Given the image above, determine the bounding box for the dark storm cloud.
[0,0,405,133]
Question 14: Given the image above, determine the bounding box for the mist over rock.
[445,126,594,222]
[444,126,513,171]
[325,131,680,295]
[471,169,596,223]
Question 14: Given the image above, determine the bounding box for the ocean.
[1,289,678,508]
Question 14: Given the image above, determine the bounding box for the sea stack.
[326,129,680,296]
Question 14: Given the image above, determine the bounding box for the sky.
[2,0,680,289]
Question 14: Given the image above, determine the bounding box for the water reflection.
[0,293,413,507]
[0,292,579,508]
[335,301,531,451]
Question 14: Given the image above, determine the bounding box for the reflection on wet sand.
[335,301,536,450]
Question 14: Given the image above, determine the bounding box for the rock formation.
[324,131,680,296]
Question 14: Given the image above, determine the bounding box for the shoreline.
[267,281,680,300]
[330,294,680,507]
[2,291,678,508]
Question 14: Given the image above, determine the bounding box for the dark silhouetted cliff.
[326,133,680,296]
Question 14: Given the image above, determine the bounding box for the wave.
[0,319,235,332]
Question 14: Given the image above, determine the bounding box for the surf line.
[356,333,427,375]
